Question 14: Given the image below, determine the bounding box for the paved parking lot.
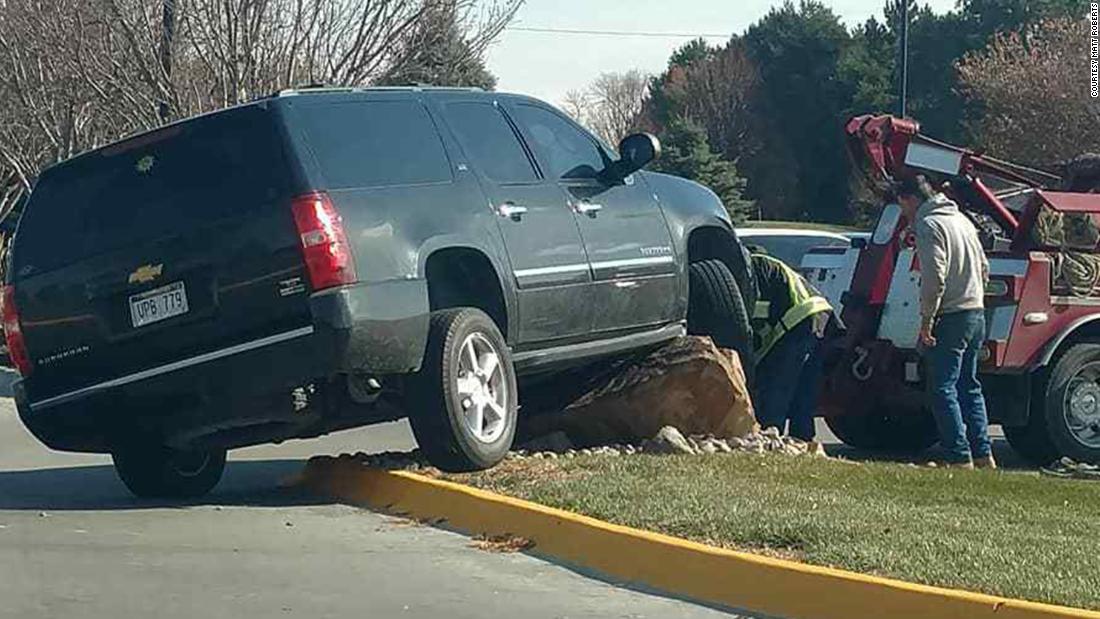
[0,395,747,619]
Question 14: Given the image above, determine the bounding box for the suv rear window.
[296,99,452,189]
[15,104,289,276]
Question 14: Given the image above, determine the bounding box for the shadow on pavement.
[0,369,18,398]
[825,438,1035,470]
[0,458,324,511]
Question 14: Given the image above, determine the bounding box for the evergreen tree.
[653,118,754,223]
[378,5,497,89]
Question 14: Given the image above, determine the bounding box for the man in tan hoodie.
[893,175,994,469]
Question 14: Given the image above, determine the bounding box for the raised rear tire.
[407,308,518,472]
[687,259,754,369]
[112,444,226,499]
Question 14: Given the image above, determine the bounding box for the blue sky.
[485,0,958,105]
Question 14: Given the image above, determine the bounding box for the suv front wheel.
[112,444,227,499]
[687,259,754,369]
[407,308,518,471]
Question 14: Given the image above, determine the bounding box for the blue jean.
[927,309,992,462]
[755,320,824,441]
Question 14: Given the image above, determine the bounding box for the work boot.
[974,455,998,470]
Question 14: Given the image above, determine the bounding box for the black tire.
[825,409,938,453]
[407,308,518,472]
[1034,343,1100,464]
[1003,422,1057,466]
[687,259,754,368]
[112,444,226,499]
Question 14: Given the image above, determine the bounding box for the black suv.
[6,87,753,498]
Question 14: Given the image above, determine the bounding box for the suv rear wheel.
[407,308,517,472]
[112,444,227,499]
[687,259,754,369]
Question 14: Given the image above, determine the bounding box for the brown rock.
[531,337,756,446]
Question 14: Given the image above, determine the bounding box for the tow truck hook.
[851,346,873,381]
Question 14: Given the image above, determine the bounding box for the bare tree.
[563,70,649,145]
[560,89,590,124]
[959,18,1100,167]
[0,0,521,216]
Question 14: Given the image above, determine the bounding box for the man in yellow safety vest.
[750,252,836,441]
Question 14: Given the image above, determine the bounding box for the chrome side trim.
[513,257,675,280]
[30,326,316,411]
[590,256,674,270]
[513,263,590,278]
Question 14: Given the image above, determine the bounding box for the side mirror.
[607,133,661,181]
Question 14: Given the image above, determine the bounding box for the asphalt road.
[0,389,748,619]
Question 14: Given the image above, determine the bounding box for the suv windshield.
[14,104,289,276]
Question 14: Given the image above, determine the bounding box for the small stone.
[713,439,733,453]
[761,426,781,438]
[641,426,697,455]
[699,440,719,454]
[543,452,558,459]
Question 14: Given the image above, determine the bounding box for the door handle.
[497,203,528,221]
[574,201,603,217]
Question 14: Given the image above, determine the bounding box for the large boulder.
[526,336,756,446]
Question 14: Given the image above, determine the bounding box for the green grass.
[449,454,1100,609]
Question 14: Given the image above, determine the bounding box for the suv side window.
[510,104,607,180]
[298,99,452,189]
[442,102,538,184]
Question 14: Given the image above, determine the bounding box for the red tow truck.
[805,114,1100,464]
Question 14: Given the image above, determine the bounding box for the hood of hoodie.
[916,193,960,220]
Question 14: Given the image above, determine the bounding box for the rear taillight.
[1,285,32,376]
[291,192,357,291]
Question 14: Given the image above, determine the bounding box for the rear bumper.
[16,279,429,453]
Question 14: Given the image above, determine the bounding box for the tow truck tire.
[1002,423,1057,466]
[825,409,938,453]
[687,259,754,369]
[1034,343,1100,464]
[407,308,518,472]
[112,444,226,499]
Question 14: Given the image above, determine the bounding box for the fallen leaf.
[469,534,535,553]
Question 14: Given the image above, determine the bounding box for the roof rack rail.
[275,84,486,97]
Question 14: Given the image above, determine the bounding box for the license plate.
[130,281,189,328]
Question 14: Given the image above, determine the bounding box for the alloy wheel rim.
[454,332,508,444]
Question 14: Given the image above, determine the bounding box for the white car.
[736,227,854,267]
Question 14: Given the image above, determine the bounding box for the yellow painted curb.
[300,456,1100,619]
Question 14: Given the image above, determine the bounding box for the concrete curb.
[299,456,1100,619]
